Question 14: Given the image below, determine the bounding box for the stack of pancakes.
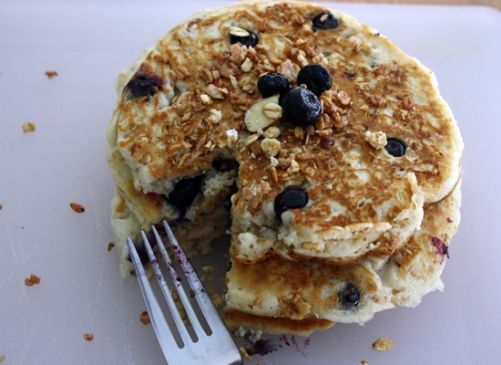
[107,1,463,335]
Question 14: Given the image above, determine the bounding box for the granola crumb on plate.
[107,242,115,252]
[45,70,58,78]
[70,202,85,213]
[140,311,150,325]
[83,333,94,342]
[372,337,394,352]
[24,274,41,287]
[22,122,36,133]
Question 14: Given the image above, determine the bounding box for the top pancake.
[108,0,463,264]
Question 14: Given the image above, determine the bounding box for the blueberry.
[312,12,339,32]
[339,282,360,309]
[212,158,239,172]
[167,175,204,212]
[257,72,290,98]
[126,70,163,98]
[274,186,308,219]
[229,29,259,48]
[385,138,407,157]
[297,64,332,96]
[281,87,322,127]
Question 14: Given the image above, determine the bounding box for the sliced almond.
[244,95,280,132]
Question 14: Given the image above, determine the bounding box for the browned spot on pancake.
[224,309,333,335]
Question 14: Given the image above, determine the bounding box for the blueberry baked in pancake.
[107,1,463,335]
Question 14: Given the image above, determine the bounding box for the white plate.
[1,1,501,364]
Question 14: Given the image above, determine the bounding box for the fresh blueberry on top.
[297,64,332,96]
[339,282,360,309]
[229,29,259,48]
[257,72,290,98]
[274,186,309,219]
[126,70,163,98]
[385,138,407,157]
[281,87,322,127]
[312,12,339,32]
[167,175,204,212]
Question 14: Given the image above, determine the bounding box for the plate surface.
[1,1,501,364]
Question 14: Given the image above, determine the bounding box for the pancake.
[106,0,463,333]
[224,182,461,334]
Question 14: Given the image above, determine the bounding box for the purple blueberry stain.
[432,236,449,259]
[245,338,280,356]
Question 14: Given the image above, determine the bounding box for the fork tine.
[126,237,179,360]
[151,225,208,337]
[140,231,192,345]
[161,221,222,331]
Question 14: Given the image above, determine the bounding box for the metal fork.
[126,221,242,365]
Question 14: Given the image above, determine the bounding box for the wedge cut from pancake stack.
[107,0,463,335]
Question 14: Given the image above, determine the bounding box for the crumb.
[107,242,115,252]
[360,361,369,365]
[45,70,58,78]
[336,90,351,106]
[199,93,212,105]
[24,274,41,287]
[241,57,253,72]
[211,293,224,307]
[207,108,222,124]
[364,130,387,150]
[70,202,85,213]
[372,337,394,352]
[260,138,281,157]
[226,129,238,147]
[83,333,94,342]
[140,311,150,325]
[22,122,36,133]
[202,265,215,273]
[0,355,5,362]
[239,346,252,361]
[0,203,3,210]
